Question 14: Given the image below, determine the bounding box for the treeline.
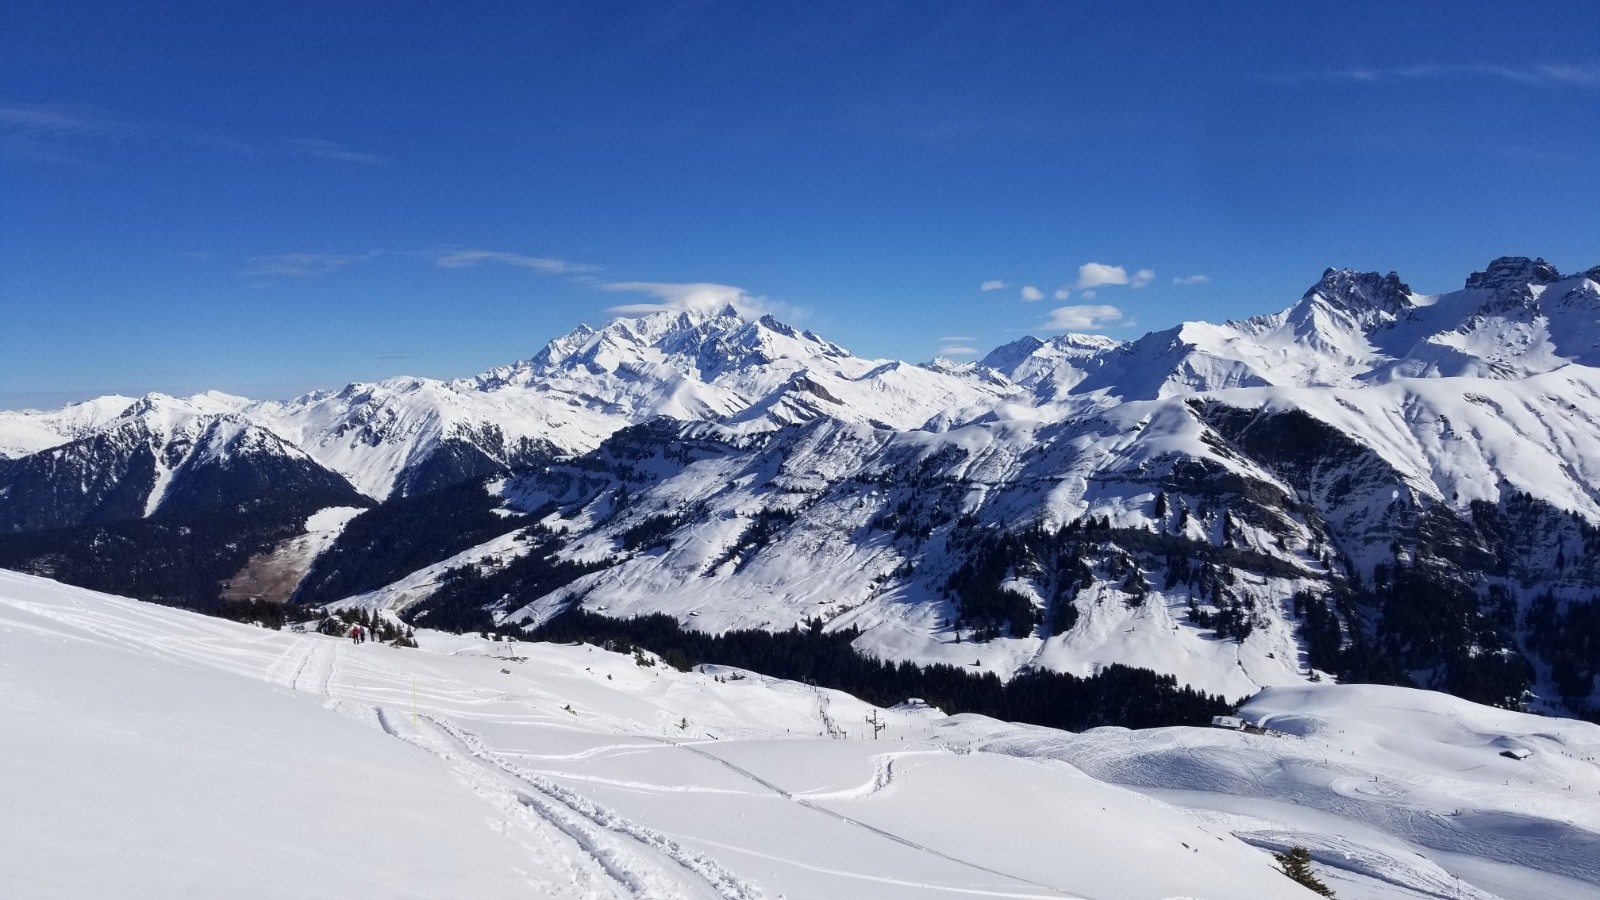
[404,528,613,633]
[213,599,417,646]
[296,480,539,606]
[0,494,332,610]
[1365,560,1530,709]
[1526,592,1600,714]
[530,608,1235,732]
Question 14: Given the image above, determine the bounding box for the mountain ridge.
[4,256,1600,717]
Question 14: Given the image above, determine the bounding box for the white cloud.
[1020,285,1045,302]
[939,335,976,342]
[242,252,379,277]
[1053,287,1071,300]
[1074,262,1129,290]
[938,345,980,357]
[1044,304,1123,331]
[1172,274,1211,285]
[1079,289,1097,299]
[1130,268,1155,289]
[980,279,1007,292]
[601,282,775,318]
[429,247,596,274]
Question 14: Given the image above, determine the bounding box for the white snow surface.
[935,682,1600,900]
[1,570,1337,900]
[0,394,136,457]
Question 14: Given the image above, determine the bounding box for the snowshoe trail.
[425,716,768,900]
[369,707,761,900]
[373,706,647,900]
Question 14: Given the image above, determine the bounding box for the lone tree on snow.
[1273,846,1334,897]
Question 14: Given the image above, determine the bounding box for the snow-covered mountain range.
[5,256,1600,717]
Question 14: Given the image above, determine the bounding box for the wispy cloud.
[1271,62,1600,89]
[1053,287,1071,300]
[1020,285,1045,302]
[1172,274,1211,285]
[1043,304,1123,331]
[0,101,387,165]
[240,245,598,279]
[282,138,388,165]
[428,247,598,274]
[242,252,380,277]
[1129,268,1155,289]
[980,279,1007,292]
[939,335,976,342]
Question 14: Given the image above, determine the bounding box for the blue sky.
[4,2,1598,408]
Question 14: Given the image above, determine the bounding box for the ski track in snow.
[271,644,746,897]
[665,741,1086,898]
[423,716,768,900]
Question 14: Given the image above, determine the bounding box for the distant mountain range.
[5,256,1600,718]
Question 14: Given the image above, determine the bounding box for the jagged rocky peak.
[1303,267,1415,316]
[1048,332,1124,355]
[1464,256,1562,291]
[670,309,850,377]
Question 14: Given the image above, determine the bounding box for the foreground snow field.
[3,571,1598,898]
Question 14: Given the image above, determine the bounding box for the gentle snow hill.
[942,683,1600,900]
[1,570,1329,900]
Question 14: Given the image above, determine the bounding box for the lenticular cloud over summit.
[602,281,773,317]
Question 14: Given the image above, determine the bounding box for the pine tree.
[1273,846,1334,896]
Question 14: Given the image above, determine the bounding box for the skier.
[350,624,362,645]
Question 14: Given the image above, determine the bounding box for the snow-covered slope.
[0,392,363,531]
[1,570,1332,900]
[243,306,1014,499]
[0,394,140,458]
[949,682,1600,900]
